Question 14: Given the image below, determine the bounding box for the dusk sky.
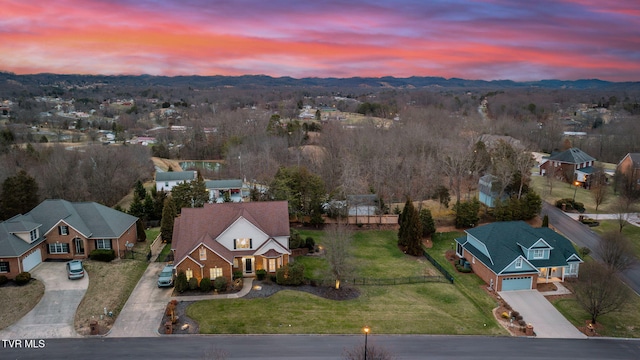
[2,0,639,81]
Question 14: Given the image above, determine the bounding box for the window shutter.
[6,262,10,273]
[249,238,252,248]
[47,244,51,254]
[233,239,236,249]
[58,226,62,235]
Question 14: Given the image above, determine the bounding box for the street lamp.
[572,180,580,202]
[363,326,370,360]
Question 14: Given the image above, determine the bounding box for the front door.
[245,258,253,274]
[75,237,84,255]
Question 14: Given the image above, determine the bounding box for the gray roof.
[459,221,581,274]
[205,179,243,189]
[625,153,640,167]
[0,199,138,257]
[155,171,197,182]
[0,216,45,257]
[547,148,595,164]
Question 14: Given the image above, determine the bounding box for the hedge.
[90,249,116,262]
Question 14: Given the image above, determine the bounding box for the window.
[185,268,193,280]
[235,238,251,249]
[165,181,169,187]
[30,229,38,242]
[49,243,69,254]
[233,258,239,268]
[568,263,578,275]
[268,258,276,272]
[59,226,69,235]
[75,238,84,255]
[456,242,464,257]
[210,267,223,279]
[533,249,544,259]
[0,261,9,273]
[514,258,523,269]
[95,239,112,250]
[199,247,207,261]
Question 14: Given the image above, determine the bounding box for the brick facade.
[461,247,539,291]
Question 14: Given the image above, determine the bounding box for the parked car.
[66,260,85,280]
[157,265,175,288]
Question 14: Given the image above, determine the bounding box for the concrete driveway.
[108,262,172,337]
[499,290,586,338]
[0,262,88,338]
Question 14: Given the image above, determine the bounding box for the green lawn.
[187,229,506,335]
[590,220,640,257]
[553,295,640,338]
[530,175,618,213]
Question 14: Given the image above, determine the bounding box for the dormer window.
[199,247,207,261]
[30,229,38,242]
[234,238,252,249]
[515,258,523,269]
[59,225,69,236]
[533,249,544,259]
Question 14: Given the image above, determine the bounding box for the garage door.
[501,276,532,291]
[22,249,42,272]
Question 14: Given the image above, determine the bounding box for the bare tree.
[439,142,472,204]
[323,222,354,289]
[514,151,536,199]
[342,343,397,360]
[597,231,637,273]
[613,197,635,233]
[573,261,631,324]
[590,168,609,215]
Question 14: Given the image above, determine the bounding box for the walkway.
[170,278,254,301]
[0,262,88,338]
[499,290,586,339]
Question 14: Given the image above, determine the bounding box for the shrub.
[0,275,8,286]
[455,264,472,273]
[188,277,199,291]
[511,311,520,318]
[518,319,526,326]
[89,249,116,262]
[256,269,267,281]
[233,270,243,280]
[199,277,212,292]
[501,312,510,319]
[305,237,315,251]
[516,315,523,321]
[579,246,591,258]
[214,277,228,292]
[555,198,585,212]
[276,262,305,286]
[14,272,31,286]
[175,271,188,293]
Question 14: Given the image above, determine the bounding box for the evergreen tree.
[151,188,166,221]
[133,180,146,201]
[419,208,436,237]
[397,198,412,247]
[453,199,480,228]
[160,197,177,243]
[136,219,147,242]
[542,214,549,227]
[0,170,40,220]
[405,202,423,256]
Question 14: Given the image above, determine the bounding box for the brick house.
[455,221,582,291]
[616,153,640,189]
[0,199,138,279]
[539,147,595,184]
[171,201,290,284]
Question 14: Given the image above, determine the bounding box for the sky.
[2,0,639,81]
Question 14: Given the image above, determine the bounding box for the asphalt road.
[542,202,640,295]
[2,335,639,360]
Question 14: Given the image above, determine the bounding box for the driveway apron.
[0,262,88,339]
[498,290,586,338]
[108,262,171,337]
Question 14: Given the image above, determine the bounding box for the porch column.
[562,267,565,282]
[546,268,549,283]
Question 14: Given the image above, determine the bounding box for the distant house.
[155,170,197,192]
[539,148,595,184]
[0,200,138,279]
[616,153,640,189]
[346,194,380,216]
[205,179,243,203]
[171,201,290,284]
[455,221,582,291]
[478,174,505,208]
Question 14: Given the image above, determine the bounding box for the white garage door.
[22,249,42,272]
[502,276,532,291]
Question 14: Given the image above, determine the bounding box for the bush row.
[174,271,229,293]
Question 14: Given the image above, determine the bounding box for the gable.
[217,217,269,250]
[499,255,538,274]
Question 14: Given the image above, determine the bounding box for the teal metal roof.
[459,221,581,275]
[155,171,197,182]
[205,179,243,189]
